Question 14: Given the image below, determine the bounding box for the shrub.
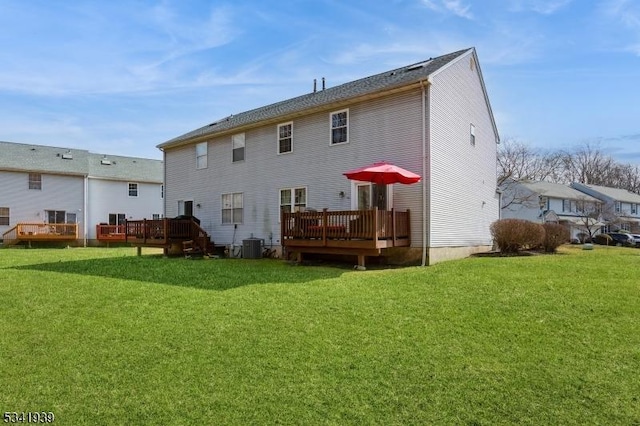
[542,223,570,253]
[593,234,613,246]
[490,219,545,254]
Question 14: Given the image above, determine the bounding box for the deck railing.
[281,208,410,244]
[96,224,126,241]
[125,218,211,249]
[2,223,78,245]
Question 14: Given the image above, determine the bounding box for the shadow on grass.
[12,255,347,291]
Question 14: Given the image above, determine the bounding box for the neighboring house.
[0,141,163,246]
[157,47,500,265]
[500,180,602,241]
[571,183,640,233]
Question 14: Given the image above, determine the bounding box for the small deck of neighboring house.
[281,208,410,267]
[2,223,78,246]
[123,217,215,256]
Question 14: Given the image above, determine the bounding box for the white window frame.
[128,182,139,198]
[280,187,307,214]
[232,133,245,163]
[196,142,208,169]
[470,124,476,146]
[277,122,293,154]
[330,109,349,145]
[222,192,243,225]
[29,173,42,190]
[0,207,9,226]
[350,181,393,210]
[615,201,621,213]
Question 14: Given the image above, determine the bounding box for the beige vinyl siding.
[163,90,426,247]
[428,51,498,248]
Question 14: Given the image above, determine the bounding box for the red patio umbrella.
[343,161,421,185]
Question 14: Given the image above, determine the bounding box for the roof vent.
[101,159,112,165]
[406,61,430,71]
[61,152,73,160]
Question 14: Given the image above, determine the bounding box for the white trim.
[127,182,139,198]
[349,181,393,210]
[277,122,294,155]
[329,109,349,145]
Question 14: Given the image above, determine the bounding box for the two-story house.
[0,141,163,246]
[500,180,602,241]
[571,183,640,233]
[156,48,500,266]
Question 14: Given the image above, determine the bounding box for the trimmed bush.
[490,219,545,254]
[542,223,570,253]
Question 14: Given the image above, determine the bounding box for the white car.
[629,234,640,247]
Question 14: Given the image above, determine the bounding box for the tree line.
[497,139,640,194]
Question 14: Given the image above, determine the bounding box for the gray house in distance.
[571,183,640,233]
[157,48,500,266]
[0,141,163,246]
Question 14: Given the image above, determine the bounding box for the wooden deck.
[96,224,126,242]
[124,218,214,255]
[281,208,410,267]
[2,223,78,246]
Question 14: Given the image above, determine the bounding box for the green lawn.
[1,246,639,425]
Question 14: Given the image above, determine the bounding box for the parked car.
[593,233,635,247]
[629,234,640,247]
[607,233,636,247]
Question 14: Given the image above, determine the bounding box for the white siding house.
[500,180,602,241]
[0,141,163,246]
[570,183,640,233]
[158,48,500,265]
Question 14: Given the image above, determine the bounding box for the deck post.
[142,219,147,243]
[322,208,328,246]
[392,208,397,246]
[373,207,379,243]
[137,246,141,256]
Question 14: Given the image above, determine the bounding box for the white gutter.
[421,79,431,266]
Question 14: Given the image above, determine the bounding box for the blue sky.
[1,0,638,162]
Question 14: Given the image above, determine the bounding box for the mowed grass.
[1,246,639,425]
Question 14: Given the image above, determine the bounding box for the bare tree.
[497,138,563,186]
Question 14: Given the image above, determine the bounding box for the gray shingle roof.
[522,181,600,202]
[158,48,473,149]
[576,183,640,204]
[0,141,163,183]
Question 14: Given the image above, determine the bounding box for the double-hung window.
[222,193,243,224]
[330,110,348,145]
[470,124,476,146]
[280,188,307,213]
[615,201,621,213]
[631,203,637,215]
[29,173,42,190]
[0,207,9,226]
[278,122,293,154]
[196,142,208,169]
[128,183,138,197]
[232,133,245,162]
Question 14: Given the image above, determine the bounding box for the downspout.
[421,79,431,266]
[83,174,88,247]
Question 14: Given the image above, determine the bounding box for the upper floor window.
[330,110,348,145]
[222,193,243,224]
[29,173,42,190]
[196,142,208,169]
[615,201,621,213]
[470,124,476,146]
[128,183,138,197]
[232,133,245,162]
[280,187,307,213]
[278,122,293,154]
[0,207,9,226]
[631,203,637,215]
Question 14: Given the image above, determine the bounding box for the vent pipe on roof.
[322,77,325,90]
[313,79,317,93]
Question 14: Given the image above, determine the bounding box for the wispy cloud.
[508,0,573,14]
[421,0,474,19]
[0,1,240,96]
[599,0,640,55]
